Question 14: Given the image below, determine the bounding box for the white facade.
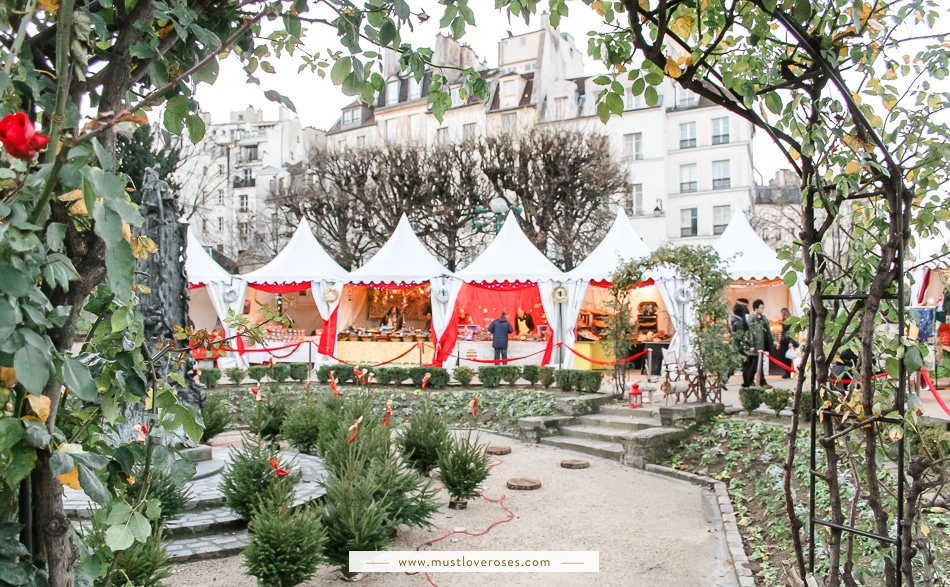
[326,24,760,250]
[176,106,322,266]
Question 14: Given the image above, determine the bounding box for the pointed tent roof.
[714,208,786,280]
[347,214,450,285]
[185,227,231,286]
[567,207,652,282]
[241,219,347,284]
[456,211,564,283]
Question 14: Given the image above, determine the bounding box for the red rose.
[0,113,50,160]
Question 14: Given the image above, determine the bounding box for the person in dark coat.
[514,306,535,336]
[487,311,514,364]
[747,299,775,388]
[776,307,798,378]
[731,303,755,387]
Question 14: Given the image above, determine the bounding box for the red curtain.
[317,305,339,356]
[248,282,311,294]
[589,278,655,289]
[435,282,551,366]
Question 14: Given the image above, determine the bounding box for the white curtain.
[431,276,464,354]
[655,276,696,366]
[337,285,369,331]
[536,281,560,366]
[310,279,346,359]
[558,279,591,369]
[206,278,249,369]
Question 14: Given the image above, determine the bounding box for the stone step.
[164,506,244,538]
[559,425,644,443]
[576,414,662,431]
[164,529,250,563]
[538,436,624,461]
[598,404,659,418]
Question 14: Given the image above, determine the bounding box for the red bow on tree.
[0,112,50,160]
[382,399,393,426]
[329,373,340,396]
[422,372,431,389]
[269,457,289,476]
[469,396,479,418]
[347,416,364,444]
[304,379,312,394]
[354,367,365,385]
[133,424,148,443]
[250,387,262,402]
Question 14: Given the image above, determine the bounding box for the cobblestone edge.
[644,464,755,587]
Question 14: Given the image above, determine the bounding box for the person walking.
[748,299,775,388]
[776,307,798,378]
[732,303,755,387]
[487,311,514,364]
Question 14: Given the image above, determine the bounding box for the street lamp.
[474,197,522,234]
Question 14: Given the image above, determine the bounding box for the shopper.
[487,311,514,364]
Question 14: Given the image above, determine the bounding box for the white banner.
[349,550,599,573]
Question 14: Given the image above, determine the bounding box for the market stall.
[439,211,564,367]
[185,227,248,368]
[238,219,348,364]
[333,215,451,366]
[564,208,672,371]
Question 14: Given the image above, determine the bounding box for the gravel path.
[167,431,736,587]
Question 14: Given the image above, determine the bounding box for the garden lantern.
[629,382,643,408]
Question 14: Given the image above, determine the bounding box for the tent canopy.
[241,219,347,286]
[456,211,564,284]
[186,227,231,286]
[714,208,786,280]
[567,207,652,283]
[347,214,451,285]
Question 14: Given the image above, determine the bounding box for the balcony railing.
[712,178,732,189]
[680,181,698,193]
[233,178,256,188]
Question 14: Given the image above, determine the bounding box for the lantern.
[629,382,643,409]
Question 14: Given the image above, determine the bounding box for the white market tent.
[714,208,804,316]
[185,227,248,367]
[910,232,950,306]
[239,219,348,347]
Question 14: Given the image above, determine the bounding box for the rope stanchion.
[562,344,648,367]
[762,350,796,373]
[442,347,550,364]
[322,342,421,368]
[920,367,950,419]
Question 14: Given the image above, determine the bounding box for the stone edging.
[644,464,754,587]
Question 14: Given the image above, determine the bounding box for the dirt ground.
[167,431,737,587]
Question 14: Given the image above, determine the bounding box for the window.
[629,184,644,216]
[680,208,698,237]
[386,119,398,142]
[410,115,422,140]
[680,164,698,193]
[239,194,248,211]
[712,117,730,144]
[463,123,476,141]
[520,37,527,46]
[243,169,253,184]
[679,122,697,149]
[436,127,448,144]
[623,133,643,160]
[451,88,465,108]
[713,205,731,235]
[524,63,534,71]
[712,160,731,189]
[217,217,223,232]
[625,86,641,110]
[216,190,223,205]
[502,80,517,97]
[553,96,568,120]
[677,90,699,108]
[356,135,365,148]
[501,113,517,134]
[386,80,400,105]
[239,222,250,240]
[201,218,207,231]
[218,164,225,174]
[342,109,360,125]
[408,77,422,101]
[244,145,258,161]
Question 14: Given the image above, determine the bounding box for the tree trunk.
[32,452,75,587]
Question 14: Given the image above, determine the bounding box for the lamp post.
[474,196,522,234]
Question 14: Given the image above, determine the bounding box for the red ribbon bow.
[133,424,148,443]
[329,372,340,396]
[422,372,431,389]
[250,387,263,402]
[0,112,50,160]
[347,416,364,444]
[469,396,479,418]
[269,457,289,476]
[382,400,393,426]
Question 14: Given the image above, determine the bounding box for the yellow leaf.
[922,524,930,537]
[845,161,861,174]
[0,367,15,387]
[37,0,58,14]
[664,56,683,78]
[122,222,132,243]
[906,169,915,181]
[591,0,605,16]
[57,467,82,490]
[26,394,51,423]
[889,427,903,443]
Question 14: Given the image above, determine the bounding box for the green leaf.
[903,347,923,372]
[104,524,134,552]
[341,72,363,96]
[50,451,74,477]
[46,222,66,252]
[439,4,457,28]
[794,0,811,23]
[0,418,24,452]
[91,138,115,172]
[330,57,351,85]
[644,86,659,107]
[22,421,51,448]
[62,356,98,402]
[765,92,783,114]
[263,90,296,112]
[190,25,221,49]
[783,272,797,288]
[0,262,33,297]
[379,21,397,46]
[14,344,51,394]
[82,169,140,225]
[605,91,624,115]
[105,240,135,301]
[185,114,206,143]
[192,59,219,85]
[3,445,36,487]
[78,465,110,508]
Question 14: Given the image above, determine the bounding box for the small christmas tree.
[438,431,491,508]
[397,397,449,476]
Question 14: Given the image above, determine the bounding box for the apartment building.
[326,22,759,249]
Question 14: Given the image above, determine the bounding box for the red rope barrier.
[761,351,796,373]
[920,367,950,419]
[563,345,649,366]
[322,342,421,368]
[443,347,550,364]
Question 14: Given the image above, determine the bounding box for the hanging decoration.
[269,457,289,476]
[382,399,393,426]
[552,285,569,304]
[347,416,363,444]
[323,286,341,304]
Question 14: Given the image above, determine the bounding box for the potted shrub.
[438,431,491,510]
[247,365,270,385]
[497,366,521,386]
[739,387,765,414]
[288,362,310,382]
[763,388,791,416]
[224,367,246,385]
[478,366,502,388]
[555,369,578,392]
[280,399,322,454]
[538,367,557,389]
[219,439,299,521]
[199,367,222,389]
[520,365,540,386]
[200,393,231,443]
[453,366,474,386]
[272,363,291,383]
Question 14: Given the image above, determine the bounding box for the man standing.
[748,299,775,388]
[487,311,514,364]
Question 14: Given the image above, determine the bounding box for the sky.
[193,0,789,179]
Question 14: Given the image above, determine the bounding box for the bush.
[763,388,791,416]
[280,400,322,455]
[520,365,540,386]
[317,393,392,473]
[798,389,814,422]
[219,437,299,521]
[538,366,557,388]
[199,367,222,389]
[248,365,271,384]
[288,363,310,382]
[103,531,171,587]
[478,366,502,388]
[271,363,291,383]
[224,367,246,384]
[317,364,355,385]
[739,387,765,414]
[578,371,604,393]
[125,464,193,523]
[247,388,289,440]
[200,392,231,443]
[243,489,326,587]
[497,366,521,386]
[383,366,409,385]
[438,431,491,502]
[397,399,449,476]
[408,367,449,389]
[452,366,474,386]
[555,369,579,392]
